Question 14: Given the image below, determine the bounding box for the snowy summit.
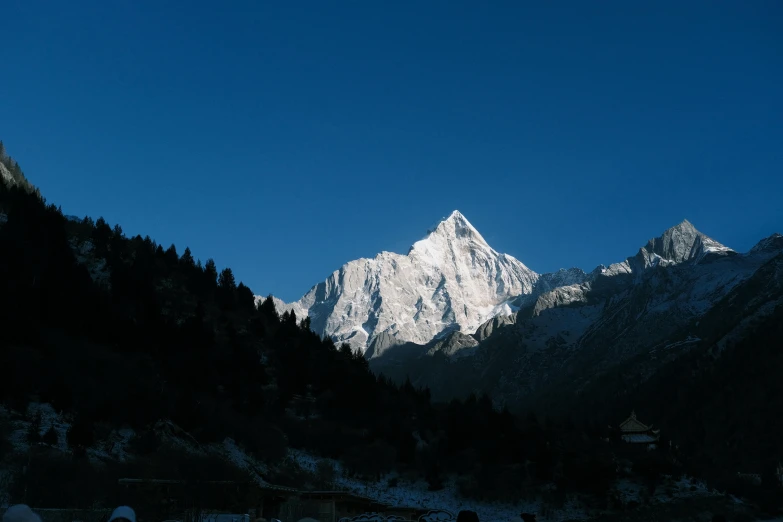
[262,211,539,353]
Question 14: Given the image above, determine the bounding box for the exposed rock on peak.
[750,233,783,255]
[632,220,734,271]
[259,216,748,356]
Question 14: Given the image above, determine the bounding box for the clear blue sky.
[3,1,782,301]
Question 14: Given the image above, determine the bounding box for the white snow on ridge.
[254,214,754,355]
[270,211,540,353]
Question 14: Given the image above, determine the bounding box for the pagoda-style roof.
[619,410,652,433]
[299,490,388,509]
[622,433,660,443]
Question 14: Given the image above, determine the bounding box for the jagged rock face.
[537,268,590,291]
[426,331,479,358]
[292,211,540,352]
[0,158,36,194]
[531,283,592,316]
[631,220,734,271]
[750,233,783,256]
[474,313,518,342]
[0,162,14,186]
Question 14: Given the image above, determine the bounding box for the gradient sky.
[3,1,782,301]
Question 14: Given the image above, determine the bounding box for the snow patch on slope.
[0,163,14,186]
[287,449,587,521]
[69,238,111,286]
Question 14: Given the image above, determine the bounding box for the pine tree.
[236,282,255,310]
[300,316,312,331]
[93,217,112,248]
[165,244,179,266]
[181,247,195,267]
[218,268,236,291]
[205,259,218,285]
[216,267,237,310]
[258,295,279,323]
[339,343,353,359]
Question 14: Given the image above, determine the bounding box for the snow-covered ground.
[613,475,715,505]
[6,403,71,454]
[4,403,131,463]
[287,450,587,522]
[0,405,746,521]
[69,238,111,286]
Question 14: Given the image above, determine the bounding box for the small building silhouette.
[619,410,660,446]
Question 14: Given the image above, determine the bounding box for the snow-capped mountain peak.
[432,210,488,244]
[407,210,509,269]
[274,211,540,353]
[258,216,746,355]
[408,210,492,258]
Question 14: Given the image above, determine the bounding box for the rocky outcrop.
[630,220,734,272]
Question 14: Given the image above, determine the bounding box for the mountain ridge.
[367,221,783,416]
[260,212,744,354]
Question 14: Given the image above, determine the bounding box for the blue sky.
[3,1,782,301]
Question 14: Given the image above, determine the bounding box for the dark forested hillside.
[544,253,783,512]
[577,289,783,485]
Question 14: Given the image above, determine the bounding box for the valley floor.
[0,404,772,522]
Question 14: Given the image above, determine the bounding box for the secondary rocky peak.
[654,220,702,262]
[750,233,783,255]
[633,219,734,271]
